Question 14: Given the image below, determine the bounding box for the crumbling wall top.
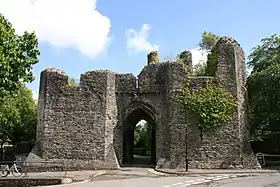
[82,69,115,76]
[115,73,137,93]
[44,67,68,76]
[216,36,241,48]
[41,68,69,89]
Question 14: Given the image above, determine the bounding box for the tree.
[199,31,220,51]
[68,78,78,87]
[134,124,143,146]
[0,14,40,98]
[247,65,280,141]
[247,35,280,141]
[197,31,220,76]
[185,31,220,76]
[134,121,153,155]
[0,84,37,146]
[247,34,280,74]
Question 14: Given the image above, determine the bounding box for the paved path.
[2,170,104,181]
[91,167,159,181]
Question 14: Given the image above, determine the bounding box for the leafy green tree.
[247,34,280,74]
[0,14,40,98]
[0,84,37,146]
[134,121,153,155]
[247,34,280,141]
[0,97,21,147]
[247,65,280,141]
[199,31,220,51]
[197,31,220,76]
[175,31,220,77]
[143,122,152,154]
[134,124,143,146]
[186,31,220,76]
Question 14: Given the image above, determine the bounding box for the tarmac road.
[70,176,202,187]
[69,172,280,187]
[3,166,277,187]
[198,173,280,187]
[66,168,263,187]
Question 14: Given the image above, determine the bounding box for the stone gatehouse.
[27,37,260,170]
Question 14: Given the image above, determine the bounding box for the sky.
[0,0,280,100]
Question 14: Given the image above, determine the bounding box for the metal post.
[64,160,67,178]
[184,105,188,172]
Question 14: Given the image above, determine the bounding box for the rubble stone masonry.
[27,37,260,170]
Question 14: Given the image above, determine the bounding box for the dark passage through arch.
[122,108,156,167]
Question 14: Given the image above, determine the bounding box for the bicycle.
[0,163,23,177]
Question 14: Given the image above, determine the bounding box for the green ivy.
[153,55,160,63]
[148,51,160,64]
[175,80,237,132]
[204,48,219,76]
[68,78,78,87]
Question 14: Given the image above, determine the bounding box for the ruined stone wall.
[30,68,119,169]
[186,37,259,169]
[178,50,192,73]
[114,60,189,168]
[162,62,189,169]
[42,70,105,160]
[114,63,169,167]
[186,77,215,168]
[29,37,259,170]
[104,72,119,168]
[35,69,49,157]
[215,37,259,168]
[137,62,181,168]
[114,73,137,165]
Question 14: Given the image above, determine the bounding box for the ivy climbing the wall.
[175,80,237,133]
[204,47,219,76]
[68,77,78,87]
[147,51,160,64]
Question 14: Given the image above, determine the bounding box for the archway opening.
[122,108,156,167]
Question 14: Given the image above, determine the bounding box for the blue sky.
[1,0,280,99]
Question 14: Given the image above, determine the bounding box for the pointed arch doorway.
[122,107,156,167]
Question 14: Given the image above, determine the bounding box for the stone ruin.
[26,37,260,170]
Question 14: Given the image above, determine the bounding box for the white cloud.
[125,24,159,54]
[0,0,111,59]
[190,48,209,66]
